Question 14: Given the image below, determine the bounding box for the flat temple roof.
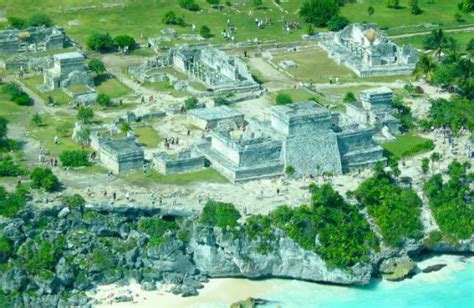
[53,51,84,60]
[360,86,393,96]
[271,101,329,119]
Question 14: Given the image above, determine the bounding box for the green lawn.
[0,96,29,122]
[121,168,228,186]
[393,30,474,51]
[135,126,161,148]
[341,0,474,34]
[143,81,189,98]
[129,47,156,57]
[96,77,132,99]
[23,76,72,106]
[382,134,435,158]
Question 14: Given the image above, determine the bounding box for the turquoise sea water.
[259,258,474,308]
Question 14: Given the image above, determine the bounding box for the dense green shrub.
[0,185,28,218]
[178,0,201,11]
[88,58,106,76]
[200,25,213,38]
[424,161,474,241]
[355,170,423,247]
[138,217,178,247]
[87,32,114,52]
[59,150,90,167]
[62,194,86,212]
[2,82,33,106]
[327,15,349,31]
[96,93,112,107]
[300,0,339,27]
[0,155,24,176]
[275,94,293,105]
[184,97,199,110]
[429,98,474,132]
[30,167,59,192]
[200,200,241,229]
[0,235,13,263]
[8,13,52,29]
[162,11,185,26]
[343,91,356,103]
[113,35,136,50]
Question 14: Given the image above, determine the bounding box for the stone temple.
[42,51,94,91]
[0,26,66,55]
[319,24,418,77]
[193,102,385,182]
[346,87,400,138]
[129,46,260,95]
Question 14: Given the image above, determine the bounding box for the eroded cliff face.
[190,224,374,285]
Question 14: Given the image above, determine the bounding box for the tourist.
[187,129,191,136]
[86,186,91,197]
[125,192,130,202]
[103,190,107,197]
[112,192,117,201]
[54,135,59,145]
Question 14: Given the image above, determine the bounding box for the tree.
[30,167,59,192]
[254,0,263,7]
[162,11,185,26]
[120,122,132,133]
[343,91,356,102]
[179,0,201,11]
[77,106,94,124]
[299,0,340,27]
[458,0,474,13]
[421,158,430,175]
[207,0,220,6]
[31,113,43,127]
[88,59,106,76]
[467,39,474,58]
[409,0,422,15]
[327,15,349,31]
[0,117,8,141]
[200,25,213,39]
[200,200,241,229]
[185,97,199,110]
[27,13,53,27]
[423,29,449,61]
[413,53,437,83]
[276,94,293,105]
[113,35,136,50]
[368,6,375,17]
[386,0,400,9]
[87,32,114,53]
[96,93,112,107]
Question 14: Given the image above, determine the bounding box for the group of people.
[283,20,301,33]
[255,17,272,29]
[163,136,180,149]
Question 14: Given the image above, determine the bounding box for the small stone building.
[346,87,400,137]
[188,106,245,130]
[42,52,94,91]
[98,137,144,174]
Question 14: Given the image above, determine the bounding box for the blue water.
[259,257,474,308]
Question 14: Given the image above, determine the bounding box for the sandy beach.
[90,254,473,308]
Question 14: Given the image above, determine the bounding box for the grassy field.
[143,81,189,98]
[121,168,227,186]
[273,88,315,103]
[393,30,474,51]
[382,134,435,158]
[0,95,29,122]
[341,0,474,34]
[96,77,132,99]
[135,126,161,148]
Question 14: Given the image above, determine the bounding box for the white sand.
[90,255,473,308]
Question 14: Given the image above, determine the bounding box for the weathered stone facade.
[0,26,66,55]
[93,136,144,174]
[319,24,418,77]
[42,52,94,91]
[346,87,400,138]
[153,149,207,175]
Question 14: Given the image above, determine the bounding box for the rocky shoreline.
[1,202,473,307]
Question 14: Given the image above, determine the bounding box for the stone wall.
[153,152,207,175]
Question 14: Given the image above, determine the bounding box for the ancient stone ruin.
[91,134,145,174]
[42,52,94,91]
[0,26,66,55]
[129,46,261,96]
[346,87,401,139]
[319,24,418,77]
[193,101,385,182]
[187,105,245,130]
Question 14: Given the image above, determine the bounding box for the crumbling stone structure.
[346,87,400,138]
[319,24,418,77]
[153,149,207,175]
[42,52,94,91]
[0,26,66,55]
[96,136,145,174]
[129,46,260,95]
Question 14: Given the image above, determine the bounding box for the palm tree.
[423,29,449,61]
[413,53,437,83]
